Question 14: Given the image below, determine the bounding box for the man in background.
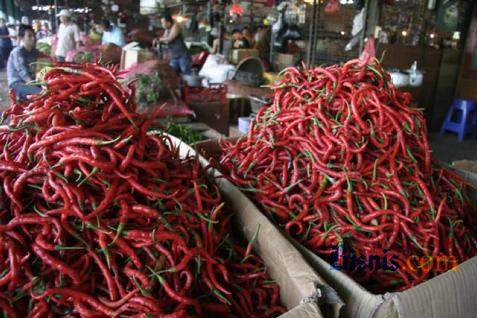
[242,26,254,47]
[0,18,13,69]
[254,24,271,69]
[55,9,80,62]
[159,13,192,75]
[7,25,41,100]
[100,19,125,47]
[33,20,42,33]
[37,22,52,40]
[231,29,250,49]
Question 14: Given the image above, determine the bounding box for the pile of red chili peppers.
[0,63,285,317]
[220,58,477,293]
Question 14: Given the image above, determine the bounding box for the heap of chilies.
[220,58,477,293]
[0,63,285,317]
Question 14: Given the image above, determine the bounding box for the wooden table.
[224,81,272,130]
[225,80,272,99]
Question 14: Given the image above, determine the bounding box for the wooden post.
[306,0,317,66]
[219,1,227,54]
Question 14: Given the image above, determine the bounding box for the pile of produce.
[121,61,180,92]
[0,64,285,317]
[135,72,172,108]
[36,42,51,56]
[220,57,477,293]
[74,51,94,63]
[165,123,206,145]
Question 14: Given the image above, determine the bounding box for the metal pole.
[219,1,227,54]
[54,0,58,31]
[311,0,320,65]
[359,0,370,54]
[306,0,317,65]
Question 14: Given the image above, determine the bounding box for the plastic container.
[409,71,424,87]
[238,117,251,134]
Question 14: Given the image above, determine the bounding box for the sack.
[101,43,122,64]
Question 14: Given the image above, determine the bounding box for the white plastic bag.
[199,54,235,84]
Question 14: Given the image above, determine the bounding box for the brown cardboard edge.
[452,160,477,175]
[280,303,324,318]
[169,135,332,317]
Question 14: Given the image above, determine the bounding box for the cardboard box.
[452,160,477,183]
[120,42,155,70]
[171,135,343,318]
[294,245,477,318]
[230,49,260,65]
[194,138,477,318]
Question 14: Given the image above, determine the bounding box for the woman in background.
[0,18,13,69]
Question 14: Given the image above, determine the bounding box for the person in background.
[159,13,192,75]
[210,27,220,54]
[37,22,52,40]
[0,18,13,69]
[7,25,41,100]
[33,20,42,33]
[7,24,16,47]
[231,29,250,49]
[254,24,271,69]
[99,19,125,47]
[242,26,254,47]
[55,9,80,62]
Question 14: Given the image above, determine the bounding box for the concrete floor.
[0,70,474,164]
[429,132,477,163]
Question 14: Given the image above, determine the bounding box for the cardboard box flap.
[170,136,340,317]
[280,303,323,318]
[389,257,477,318]
[452,160,477,175]
[295,243,384,318]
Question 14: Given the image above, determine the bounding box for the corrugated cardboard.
[452,160,477,174]
[452,161,477,186]
[194,138,477,318]
[120,42,155,70]
[295,244,477,318]
[170,135,343,318]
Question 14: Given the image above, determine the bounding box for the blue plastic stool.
[440,99,476,142]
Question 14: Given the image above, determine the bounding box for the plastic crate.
[183,84,227,105]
